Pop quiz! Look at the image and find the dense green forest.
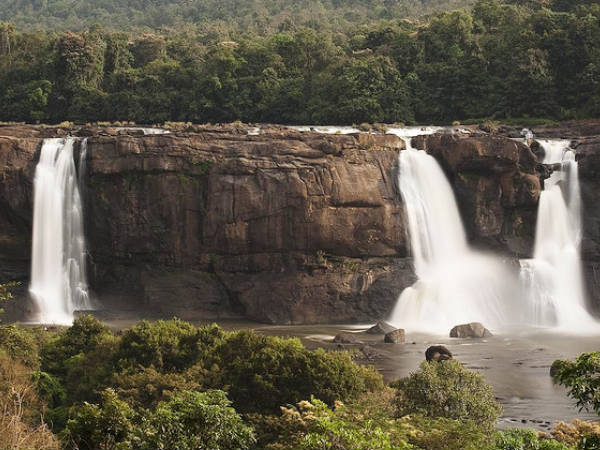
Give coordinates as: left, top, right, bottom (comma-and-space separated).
1, 0, 478, 32
0, 0, 598, 124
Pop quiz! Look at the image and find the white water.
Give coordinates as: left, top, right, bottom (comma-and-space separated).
520, 140, 597, 331
389, 132, 517, 334
29, 138, 92, 324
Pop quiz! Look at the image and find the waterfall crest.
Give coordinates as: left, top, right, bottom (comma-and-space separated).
29, 138, 92, 324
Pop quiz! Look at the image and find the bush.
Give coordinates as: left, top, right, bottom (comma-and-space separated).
391, 360, 502, 433
495, 428, 571, 450
62, 389, 135, 450
63, 389, 255, 450
552, 353, 600, 415
116, 320, 224, 373
550, 420, 600, 450
406, 415, 490, 450
210, 330, 384, 413
0, 352, 60, 450
132, 390, 256, 450
263, 395, 412, 450
0, 325, 42, 368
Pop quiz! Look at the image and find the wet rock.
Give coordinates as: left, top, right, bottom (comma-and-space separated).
425, 345, 453, 362
550, 360, 562, 378
355, 345, 385, 361
366, 320, 397, 335
450, 322, 493, 338
384, 329, 405, 344
333, 333, 361, 344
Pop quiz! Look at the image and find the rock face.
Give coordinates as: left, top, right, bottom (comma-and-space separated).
2, 122, 600, 324
450, 322, 493, 338
412, 134, 540, 256
0, 125, 415, 323
425, 345, 453, 362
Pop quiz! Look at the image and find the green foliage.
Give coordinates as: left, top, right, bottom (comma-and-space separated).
132, 390, 256, 450
391, 360, 502, 433
552, 353, 600, 415
495, 428, 572, 450
0, 324, 42, 368
63, 389, 255, 450
0, 0, 598, 124
209, 330, 384, 413
407, 415, 491, 450
62, 389, 135, 450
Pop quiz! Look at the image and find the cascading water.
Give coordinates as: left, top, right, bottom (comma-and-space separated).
519, 140, 597, 331
29, 137, 92, 324
389, 138, 518, 334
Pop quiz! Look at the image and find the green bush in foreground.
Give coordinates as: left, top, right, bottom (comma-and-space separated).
552, 353, 600, 415
63, 389, 255, 450
391, 360, 503, 433
495, 428, 572, 450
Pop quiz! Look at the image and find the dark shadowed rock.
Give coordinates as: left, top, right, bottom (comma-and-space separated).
450, 322, 493, 338
384, 329, 405, 344
366, 320, 397, 335
425, 345, 453, 362
333, 333, 362, 344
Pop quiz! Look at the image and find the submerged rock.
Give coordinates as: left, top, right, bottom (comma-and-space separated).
384, 329, 405, 344
333, 333, 361, 344
366, 320, 397, 335
450, 322, 493, 338
425, 345, 453, 362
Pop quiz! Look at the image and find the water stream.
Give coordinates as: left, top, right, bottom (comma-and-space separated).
29, 138, 92, 324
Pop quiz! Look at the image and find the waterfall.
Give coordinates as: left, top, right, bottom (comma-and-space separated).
520, 140, 597, 331
389, 141, 517, 334
29, 138, 92, 324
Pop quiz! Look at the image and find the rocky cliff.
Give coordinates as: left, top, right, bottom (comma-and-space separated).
0, 123, 598, 324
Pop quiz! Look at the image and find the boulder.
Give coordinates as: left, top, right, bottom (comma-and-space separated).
333, 333, 361, 344
366, 320, 397, 335
425, 345, 453, 362
450, 322, 492, 338
384, 329, 405, 344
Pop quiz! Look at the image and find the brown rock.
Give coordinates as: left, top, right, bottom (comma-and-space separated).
450, 322, 493, 338
384, 329, 405, 344
366, 320, 397, 335
333, 333, 361, 344
425, 345, 453, 362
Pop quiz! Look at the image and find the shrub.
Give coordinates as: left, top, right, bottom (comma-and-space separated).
116, 320, 224, 373
61, 389, 135, 450
406, 415, 490, 450
264, 396, 412, 450
391, 360, 502, 433
0, 325, 42, 368
210, 330, 384, 413
551, 420, 600, 450
132, 390, 256, 450
552, 353, 600, 415
0, 352, 60, 450
495, 428, 572, 450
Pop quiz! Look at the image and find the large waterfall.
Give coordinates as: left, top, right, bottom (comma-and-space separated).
29, 138, 92, 324
519, 140, 597, 331
389, 141, 517, 333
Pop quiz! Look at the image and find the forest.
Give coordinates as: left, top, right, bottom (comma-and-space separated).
0, 0, 598, 125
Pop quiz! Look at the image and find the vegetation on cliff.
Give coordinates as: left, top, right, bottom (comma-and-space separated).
0, 0, 598, 125
0, 315, 597, 449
